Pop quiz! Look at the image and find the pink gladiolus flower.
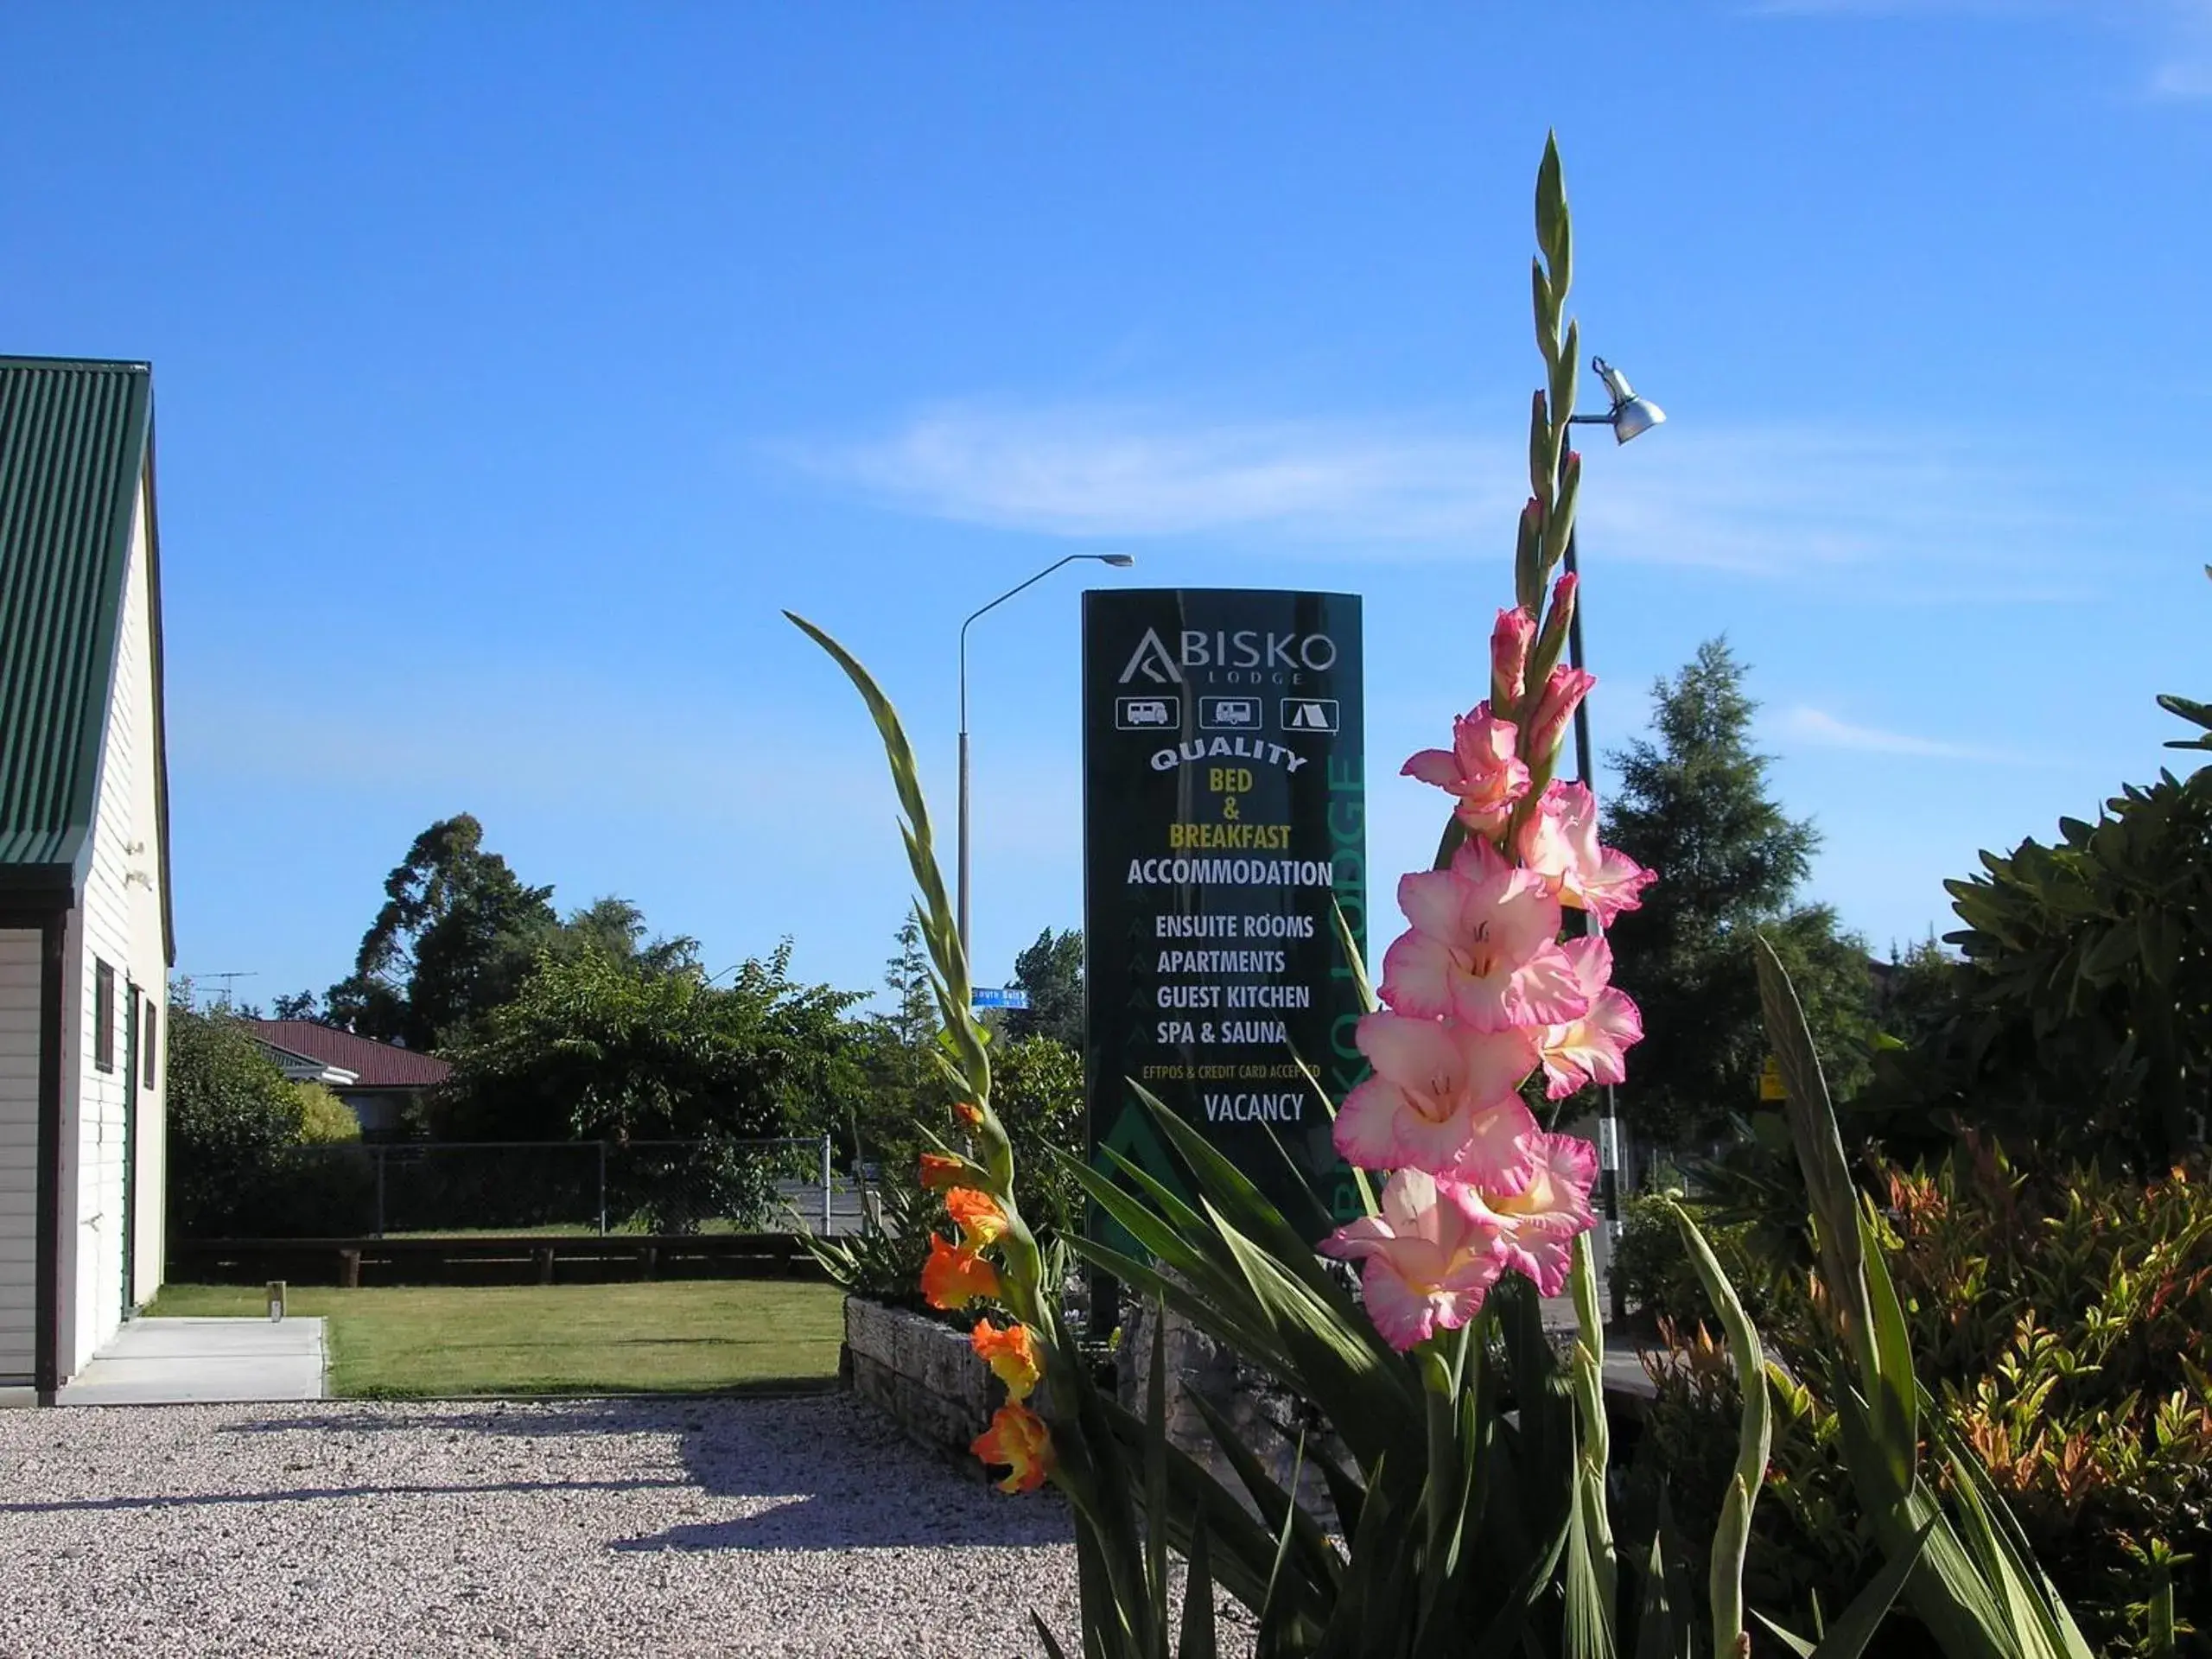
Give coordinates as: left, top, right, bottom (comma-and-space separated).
1332, 1012, 1541, 1180
1319, 1169, 1507, 1351
1401, 704, 1531, 836
1516, 780, 1657, 928
1527, 664, 1596, 768
1538, 936, 1645, 1100
1491, 607, 1536, 709
1379, 836, 1590, 1032
1471, 1132, 1599, 1297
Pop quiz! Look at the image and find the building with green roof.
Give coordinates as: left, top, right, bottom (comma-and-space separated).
1, 355, 175, 1403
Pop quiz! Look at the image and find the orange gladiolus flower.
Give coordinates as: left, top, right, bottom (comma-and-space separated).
945, 1186, 1009, 1248
918, 1153, 965, 1191
970, 1319, 1042, 1401
951, 1100, 984, 1129
920, 1234, 1000, 1311
970, 1401, 1055, 1493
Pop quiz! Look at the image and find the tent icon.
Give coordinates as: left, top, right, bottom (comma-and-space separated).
1280, 698, 1339, 734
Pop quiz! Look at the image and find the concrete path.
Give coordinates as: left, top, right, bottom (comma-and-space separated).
56, 1318, 327, 1407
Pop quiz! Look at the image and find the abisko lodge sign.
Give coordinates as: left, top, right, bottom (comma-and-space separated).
1081, 588, 1367, 1239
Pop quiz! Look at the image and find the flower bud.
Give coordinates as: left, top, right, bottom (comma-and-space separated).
1529, 665, 1596, 767
1491, 608, 1535, 709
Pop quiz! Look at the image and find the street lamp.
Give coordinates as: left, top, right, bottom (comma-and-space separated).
958, 553, 1137, 964
1564, 353, 1665, 1319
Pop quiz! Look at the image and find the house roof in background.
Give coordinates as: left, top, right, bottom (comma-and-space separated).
0, 355, 175, 960
240, 1020, 454, 1089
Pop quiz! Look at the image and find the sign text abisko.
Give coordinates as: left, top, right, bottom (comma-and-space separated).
1082, 588, 1367, 1241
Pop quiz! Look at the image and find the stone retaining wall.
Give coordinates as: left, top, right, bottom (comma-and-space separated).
842, 1296, 995, 1465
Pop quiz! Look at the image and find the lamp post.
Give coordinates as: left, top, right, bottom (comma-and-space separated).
1563, 354, 1665, 1320
959, 553, 1137, 965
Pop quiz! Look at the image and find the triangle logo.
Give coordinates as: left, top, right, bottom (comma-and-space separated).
1117, 628, 1183, 686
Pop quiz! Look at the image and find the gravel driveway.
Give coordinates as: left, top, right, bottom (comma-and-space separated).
0, 1395, 1178, 1657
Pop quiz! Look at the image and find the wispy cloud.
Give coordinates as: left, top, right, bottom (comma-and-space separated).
779, 403, 1517, 544
1771, 704, 2032, 762
782, 400, 2104, 590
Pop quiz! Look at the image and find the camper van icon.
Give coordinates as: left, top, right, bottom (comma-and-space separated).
1116, 696, 1180, 730
1198, 696, 1261, 730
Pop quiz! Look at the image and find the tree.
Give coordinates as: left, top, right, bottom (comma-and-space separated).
1864, 690, 2212, 1170
551, 896, 702, 977
165, 989, 308, 1236
1005, 926, 1085, 1051
434, 941, 861, 1147
1601, 639, 1874, 1147
989, 1033, 1086, 1235
845, 912, 950, 1150
324, 814, 559, 1051
270, 989, 321, 1022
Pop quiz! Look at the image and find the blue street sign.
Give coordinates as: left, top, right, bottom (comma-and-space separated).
970, 988, 1030, 1010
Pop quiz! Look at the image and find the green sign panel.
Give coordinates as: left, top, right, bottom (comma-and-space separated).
1081, 588, 1368, 1243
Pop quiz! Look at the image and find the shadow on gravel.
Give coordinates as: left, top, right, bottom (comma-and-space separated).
0, 1476, 690, 1516
213, 1395, 1071, 1554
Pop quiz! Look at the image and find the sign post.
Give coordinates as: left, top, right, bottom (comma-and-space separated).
1081, 589, 1367, 1262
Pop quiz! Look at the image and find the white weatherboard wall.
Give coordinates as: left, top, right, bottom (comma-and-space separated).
0, 929, 38, 1387
57, 477, 168, 1379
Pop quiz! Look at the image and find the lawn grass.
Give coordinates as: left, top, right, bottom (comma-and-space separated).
143, 1280, 845, 1399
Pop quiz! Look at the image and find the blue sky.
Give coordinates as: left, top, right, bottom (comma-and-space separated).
3, 3, 2206, 1010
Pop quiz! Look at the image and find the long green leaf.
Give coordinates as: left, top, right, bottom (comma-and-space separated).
1754, 939, 2064, 1659
1666, 1199, 1770, 1659
1210, 1211, 1422, 1451
1928, 1412, 2096, 1659
1179, 1519, 1219, 1659
1633, 1522, 1694, 1659
1255, 1434, 1309, 1659
1136, 1086, 1379, 1329
1189, 1394, 1344, 1594
1290, 1048, 1376, 1218
1031, 1611, 1072, 1659
1788, 1520, 1933, 1659
1061, 1230, 1283, 1383
1561, 1470, 1614, 1659
787, 612, 969, 998
1854, 1199, 1918, 1506
1751, 936, 1874, 1378
1329, 897, 1378, 1014
1147, 1296, 1169, 1659
1092, 1392, 1325, 1630
1316, 1458, 1421, 1659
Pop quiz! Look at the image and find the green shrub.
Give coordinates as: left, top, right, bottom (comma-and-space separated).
293, 1082, 362, 1143
1614, 1184, 1797, 1341
988, 1034, 1084, 1237
166, 1002, 308, 1236
804, 1166, 949, 1316
1645, 1146, 2212, 1656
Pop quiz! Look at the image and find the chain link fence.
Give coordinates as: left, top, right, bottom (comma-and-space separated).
213, 1136, 868, 1239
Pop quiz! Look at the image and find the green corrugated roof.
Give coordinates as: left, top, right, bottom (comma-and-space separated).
0, 357, 173, 958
